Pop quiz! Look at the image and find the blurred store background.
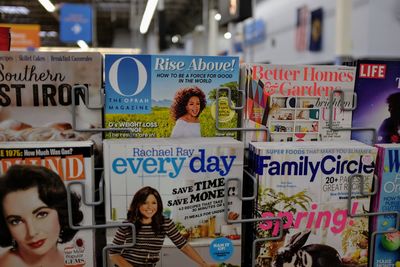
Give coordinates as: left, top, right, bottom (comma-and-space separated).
0, 0, 400, 63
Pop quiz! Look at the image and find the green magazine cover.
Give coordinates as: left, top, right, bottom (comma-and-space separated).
104, 55, 240, 139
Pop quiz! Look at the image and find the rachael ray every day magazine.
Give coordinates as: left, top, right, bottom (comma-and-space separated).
104, 137, 244, 266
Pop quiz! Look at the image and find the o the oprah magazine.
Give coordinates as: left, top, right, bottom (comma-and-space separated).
104, 55, 240, 139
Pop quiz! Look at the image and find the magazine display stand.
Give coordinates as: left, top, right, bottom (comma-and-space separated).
267, 95, 321, 142
72, 85, 135, 137
65, 177, 137, 266
328, 89, 377, 144
215, 86, 270, 141
68, 85, 137, 267
346, 174, 400, 267
216, 85, 400, 267
327, 89, 399, 267
60, 78, 398, 267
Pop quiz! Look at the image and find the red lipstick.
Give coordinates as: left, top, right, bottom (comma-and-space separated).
28, 239, 45, 249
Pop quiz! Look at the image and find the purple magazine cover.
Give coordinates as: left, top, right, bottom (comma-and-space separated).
351, 60, 400, 145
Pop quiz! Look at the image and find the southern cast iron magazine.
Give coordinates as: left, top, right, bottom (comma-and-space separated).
0, 51, 103, 166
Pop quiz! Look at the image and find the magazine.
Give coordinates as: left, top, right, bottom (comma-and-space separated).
104, 55, 240, 139
249, 140, 377, 267
241, 64, 356, 144
0, 51, 103, 166
0, 141, 96, 267
351, 60, 400, 145
371, 144, 400, 267
103, 137, 244, 265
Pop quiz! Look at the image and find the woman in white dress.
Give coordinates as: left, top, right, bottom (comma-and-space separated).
170, 86, 207, 138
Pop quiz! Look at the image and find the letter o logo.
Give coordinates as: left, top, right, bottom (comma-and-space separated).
108, 57, 147, 96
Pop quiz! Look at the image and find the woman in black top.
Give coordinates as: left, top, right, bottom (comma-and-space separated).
109, 186, 215, 267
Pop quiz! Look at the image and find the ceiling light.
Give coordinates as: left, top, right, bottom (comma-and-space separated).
214, 13, 221, 21
139, 0, 159, 34
38, 0, 56, 13
224, 32, 232, 39
0, 6, 30, 15
77, 40, 89, 49
40, 31, 58, 38
194, 25, 205, 32
171, 35, 180, 44
47, 31, 58, 37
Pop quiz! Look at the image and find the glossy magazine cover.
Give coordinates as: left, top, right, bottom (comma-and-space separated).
103, 137, 244, 265
249, 141, 377, 267
351, 60, 400, 145
241, 64, 356, 145
0, 51, 103, 166
372, 144, 400, 267
104, 55, 240, 139
0, 141, 96, 267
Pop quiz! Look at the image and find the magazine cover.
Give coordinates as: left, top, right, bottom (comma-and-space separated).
103, 137, 244, 266
249, 141, 377, 267
371, 144, 400, 267
241, 64, 356, 144
0, 51, 103, 166
351, 60, 400, 145
0, 141, 96, 267
104, 55, 240, 139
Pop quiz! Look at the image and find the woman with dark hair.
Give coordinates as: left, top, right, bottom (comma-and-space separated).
0, 164, 83, 267
378, 92, 400, 143
109, 186, 215, 267
170, 86, 207, 138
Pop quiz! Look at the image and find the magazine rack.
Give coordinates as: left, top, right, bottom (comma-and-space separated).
223, 170, 284, 266
72, 85, 137, 137
215, 86, 271, 141
267, 95, 322, 141
66, 175, 137, 267
346, 173, 400, 267
66, 83, 399, 267
216, 85, 400, 267
70, 85, 140, 266
328, 89, 377, 144
329, 89, 399, 267
216, 85, 288, 266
